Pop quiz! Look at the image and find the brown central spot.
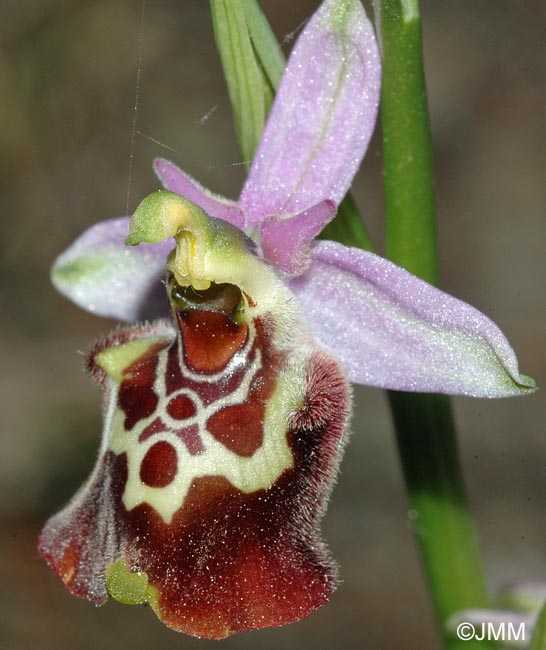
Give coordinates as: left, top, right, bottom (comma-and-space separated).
177, 311, 248, 373
167, 394, 197, 420
140, 441, 178, 488
118, 342, 166, 430
206, 401, 265, 457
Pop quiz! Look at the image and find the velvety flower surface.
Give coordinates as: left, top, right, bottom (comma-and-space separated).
41, 199, 351, 638
40, 0, 534, 641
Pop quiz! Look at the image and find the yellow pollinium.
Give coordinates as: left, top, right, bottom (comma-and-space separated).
169, 228, 210, 291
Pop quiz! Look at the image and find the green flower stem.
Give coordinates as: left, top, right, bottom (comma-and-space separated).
210, 0, 273, 164
241, 0, 284, 88
388, 393, 492, 650
378, 1, 493, 648
379, 0, 437, 282
531, 601, 546, 650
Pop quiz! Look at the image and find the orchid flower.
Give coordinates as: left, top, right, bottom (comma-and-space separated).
39, 0, 534, 641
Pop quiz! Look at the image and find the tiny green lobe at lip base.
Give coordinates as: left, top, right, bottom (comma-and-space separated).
105, 558, 151, 606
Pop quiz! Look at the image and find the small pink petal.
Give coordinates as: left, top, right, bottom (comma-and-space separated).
288, 241, 535, 397
260, 200, 337, 274
154, 158, 246, 229
240, 0, 381, 224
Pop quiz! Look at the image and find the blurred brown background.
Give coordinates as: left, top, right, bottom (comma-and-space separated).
0, 1, 544, 648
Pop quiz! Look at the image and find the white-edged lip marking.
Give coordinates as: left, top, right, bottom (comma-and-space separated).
106, 318, 308, 524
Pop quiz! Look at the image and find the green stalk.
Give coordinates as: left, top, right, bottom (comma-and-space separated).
241, 0, 285, 88
377, 1, 493, 648
210, 0, 272, 164
531, 601, 546, 650
388, 393, 492, 650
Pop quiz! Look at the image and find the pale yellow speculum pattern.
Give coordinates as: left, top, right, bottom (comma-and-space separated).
101, 328, 308, 526
120, 192, 314, 524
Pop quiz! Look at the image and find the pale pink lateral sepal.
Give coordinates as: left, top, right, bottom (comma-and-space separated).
51, 217, 172, 321
288, 241, 535, 397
